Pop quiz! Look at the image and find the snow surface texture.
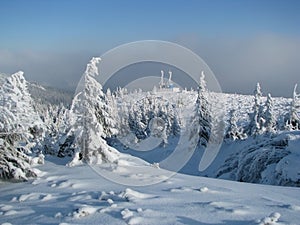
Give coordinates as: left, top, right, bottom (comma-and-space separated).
1, 156, 300, 225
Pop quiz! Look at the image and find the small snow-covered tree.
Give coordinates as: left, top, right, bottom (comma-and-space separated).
66, 57, 119, 165
264, 93, 276, 134
117, 102, 131, 138
191, 71, 211, 146
104, 88, 118, 137
285, 84, 300, 130
40, 103, 69, 156
152, 85, 157, 94
225, 109, 246, 140
126, 94, 180, 145
248, 83, 265, 136
0, 138, 37, 181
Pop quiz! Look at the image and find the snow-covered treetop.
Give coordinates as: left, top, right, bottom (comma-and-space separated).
266, 93, 273, 102
168, 70, 172, 82
293, 84, 299, 99
254, 82, 262, 97
199, 71, 206, 92
6, 71, 27, 92
289, 84, 300, 124
1, 71, 31, 105
10, 71, 25, 82
84, 57, 101, 77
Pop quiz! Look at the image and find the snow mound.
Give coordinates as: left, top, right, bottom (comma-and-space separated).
72, 205, 98, 219
121, 208, 134, 219
257, 212, 281, 225
122, 188, 155, 202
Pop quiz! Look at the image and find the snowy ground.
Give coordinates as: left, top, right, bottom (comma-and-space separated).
1, 156, 300, 225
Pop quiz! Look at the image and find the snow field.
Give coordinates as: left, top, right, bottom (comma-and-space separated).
1, 156, 300, 224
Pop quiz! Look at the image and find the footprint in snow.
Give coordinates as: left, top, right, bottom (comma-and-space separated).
0, 205, 16, 216
9, 193, 54, 203
208, 201, 250, 215
50, 179, 76, 189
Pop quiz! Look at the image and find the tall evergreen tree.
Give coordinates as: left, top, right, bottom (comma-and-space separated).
285, 84, 300, 130
0, 71, 43, 141
192, 71, 211, 146
264, 93, 276, 134
0, 71, 42, 180
67, 57, 119, 165
248, 83, 264, 136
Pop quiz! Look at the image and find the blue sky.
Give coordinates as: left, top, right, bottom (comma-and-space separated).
0, 0, 299, 96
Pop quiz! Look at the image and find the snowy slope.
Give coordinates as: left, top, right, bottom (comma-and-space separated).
1, 156, 300, 225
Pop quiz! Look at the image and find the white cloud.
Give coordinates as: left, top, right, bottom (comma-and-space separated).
0, 50, 91, 91
0, 34, 299, 97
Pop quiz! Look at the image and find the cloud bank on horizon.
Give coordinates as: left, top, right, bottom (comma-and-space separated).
0, 0, 299, 97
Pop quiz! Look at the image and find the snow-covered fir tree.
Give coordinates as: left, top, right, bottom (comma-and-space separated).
0, 71, 43, 181
39, 103, 69, 156
116, 102, 131, 138
264, 93, 276, 134
104, 87, 119, 140
0, 138, 37, 181
191, 71, 211, 146
248, 83, 265, 136
66, 57, 119, 166
128, 101, 147, 139
126, 94, 180, 143
225, 109, 246, 141
1, 71, 43, 141
285, 84, 300, 130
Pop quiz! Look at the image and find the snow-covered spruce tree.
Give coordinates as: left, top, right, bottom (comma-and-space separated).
1, 71, 43, 142
167, 104, 181, 136
264, 93, 276, 134
127, 94, 180, 144
128, 102, 147, 139
0, 71, 43, 181
0, 137, 37, 181
104, 88, 119, 146
40, 103, 69, 155
285, 84, 300, 130
66, 57, 119, 166
247, 83, 265, 136
116, 102, 131, 138
225, 109, 246, 141
191, 71, 211, 147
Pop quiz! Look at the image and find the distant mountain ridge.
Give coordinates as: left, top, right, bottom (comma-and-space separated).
0, 72, 73, 106
28, 81, 73, 106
